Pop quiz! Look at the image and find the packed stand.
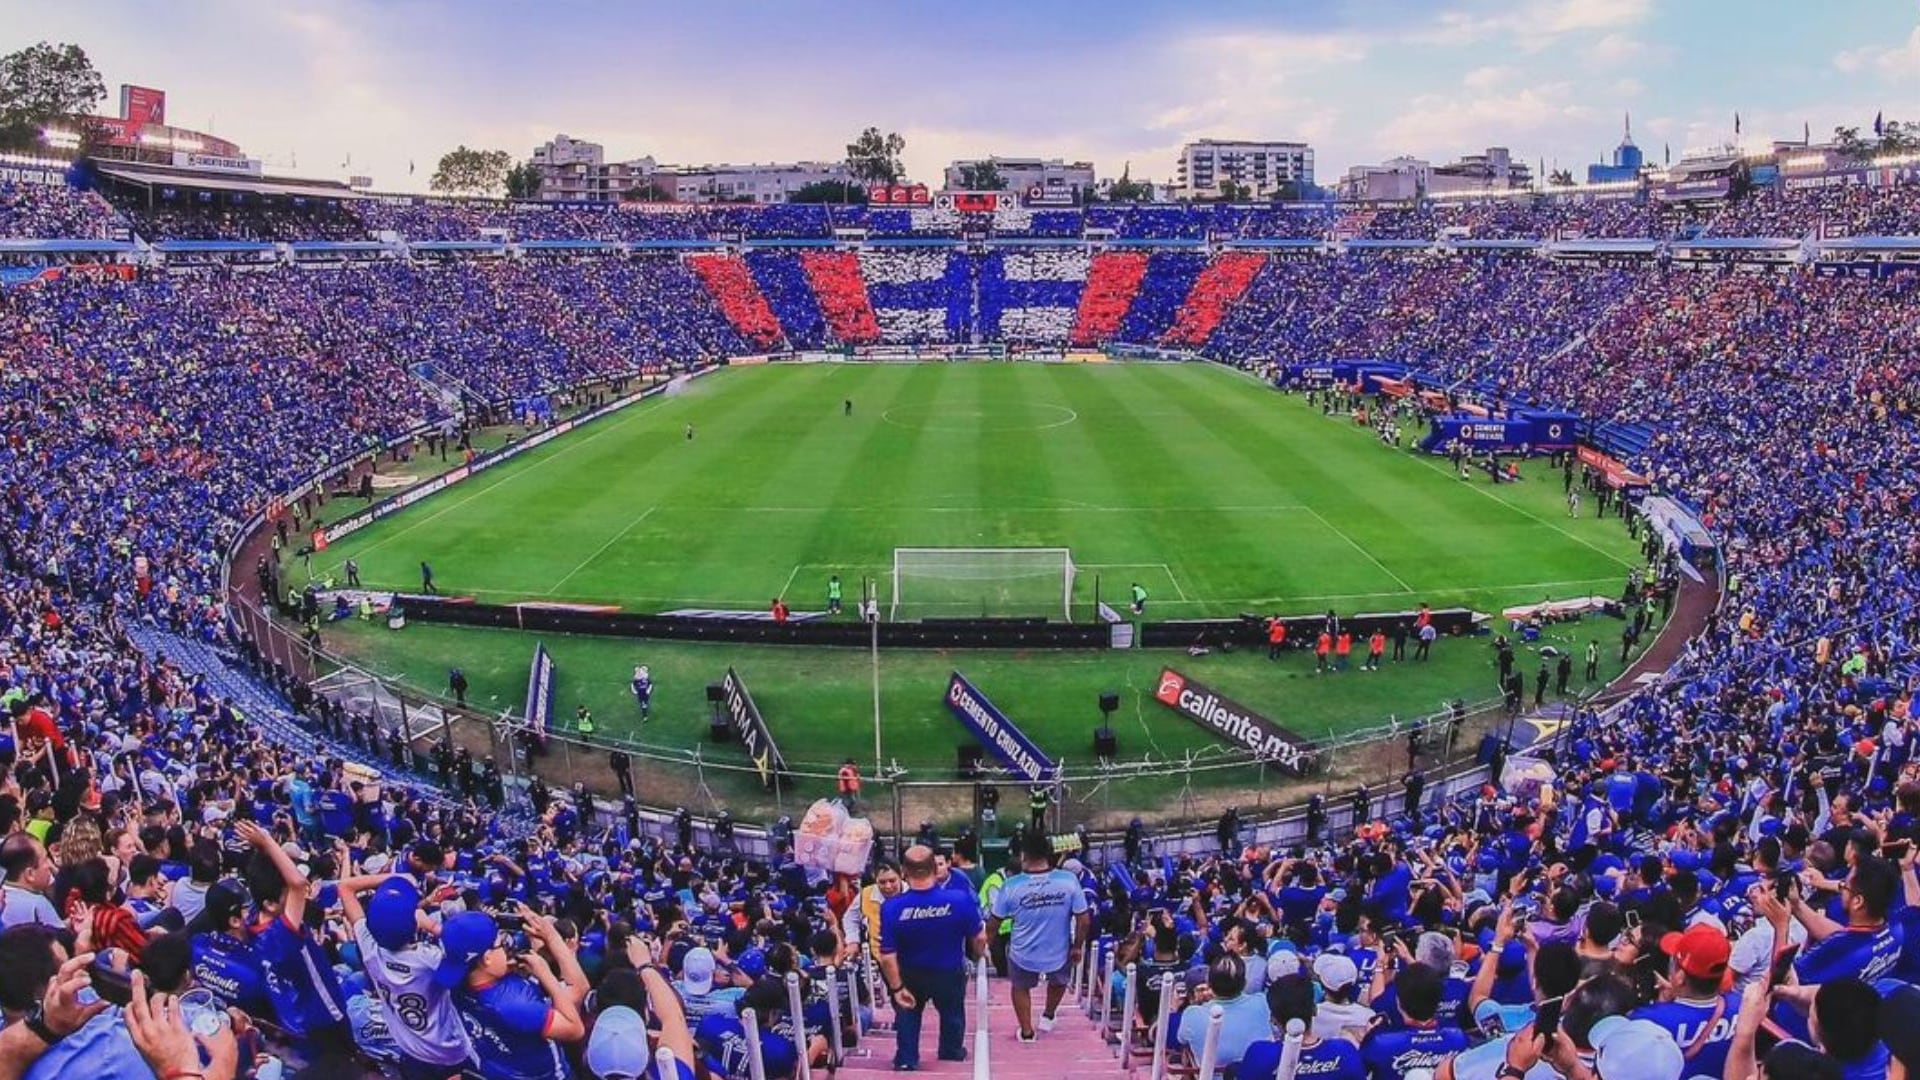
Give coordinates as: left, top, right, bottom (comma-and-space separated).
1709, 180, 1920, 239
0, 180, 122, 240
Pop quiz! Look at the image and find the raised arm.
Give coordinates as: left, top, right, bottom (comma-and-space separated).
234, 819, 310, 926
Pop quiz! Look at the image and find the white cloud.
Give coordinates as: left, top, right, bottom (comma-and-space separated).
1423, 0, 1650, 47
1835, 23, 1920, 79
1374, 84, 1597, 160
1463, 65, 1515, 90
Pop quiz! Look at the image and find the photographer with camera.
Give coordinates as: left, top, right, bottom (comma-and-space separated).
436, 902, 587, 1080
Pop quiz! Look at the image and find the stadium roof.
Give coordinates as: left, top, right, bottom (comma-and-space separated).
1816, 236, 1920, 252
0, 239, 135, 254
95, 163, 362, 202
153, 240, 276, 253
1671, 238, 1798, 251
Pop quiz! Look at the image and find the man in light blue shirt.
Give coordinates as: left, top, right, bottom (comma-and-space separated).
1177, 956, 1271, 1078
990, 833, 1089, 1041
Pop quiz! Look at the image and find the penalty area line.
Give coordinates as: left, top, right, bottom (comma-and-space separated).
547, 506, 656, 594
1298, 505, 1415, 594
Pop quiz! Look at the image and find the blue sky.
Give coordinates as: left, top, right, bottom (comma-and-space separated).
11, 1, 1920, 191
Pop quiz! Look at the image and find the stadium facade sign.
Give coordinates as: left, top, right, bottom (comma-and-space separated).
722, 666, 788, 790
1154, 668, 1314, 775
943, 672, 1057, 782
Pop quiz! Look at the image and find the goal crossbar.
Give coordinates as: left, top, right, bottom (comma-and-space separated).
890, 547, 1076, 622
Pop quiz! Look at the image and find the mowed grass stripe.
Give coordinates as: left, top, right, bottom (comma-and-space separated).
1176, 364, 1629, 601
322, 364, 1641, 616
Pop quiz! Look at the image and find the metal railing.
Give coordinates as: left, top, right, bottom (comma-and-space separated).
973, 959, 991, 1080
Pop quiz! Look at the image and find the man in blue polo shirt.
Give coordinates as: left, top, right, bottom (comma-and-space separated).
879, 844, 985, 1071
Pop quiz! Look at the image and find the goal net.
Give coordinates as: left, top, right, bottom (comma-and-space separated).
890, 547, 1076, 622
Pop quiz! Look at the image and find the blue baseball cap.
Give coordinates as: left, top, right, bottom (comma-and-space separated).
739, 947, 768, 979
433, 911, 498, 990
365, 878, 423, 951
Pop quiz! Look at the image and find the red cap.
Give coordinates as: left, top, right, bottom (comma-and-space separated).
1660, 924, 1731, 981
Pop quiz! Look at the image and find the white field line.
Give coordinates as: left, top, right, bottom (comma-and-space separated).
547, 506, 657, 593
1411, 456, 1639, 570
323, 396, 677, 571
1298, 505, 1416, 594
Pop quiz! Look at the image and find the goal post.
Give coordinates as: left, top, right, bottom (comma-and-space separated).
890, 547, 1077, 622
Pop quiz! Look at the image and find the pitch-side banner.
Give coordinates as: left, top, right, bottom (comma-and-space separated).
944, 672, 1057, 782
525, 644, 556, 735
1154, 668, 1315, 775
722, 667, 787, 790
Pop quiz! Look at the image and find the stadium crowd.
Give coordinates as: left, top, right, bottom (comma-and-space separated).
0, 180, 121, 240
0, 170, 1917, 1080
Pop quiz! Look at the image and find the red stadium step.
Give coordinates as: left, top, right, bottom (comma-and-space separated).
1069, 251, 1151, 347
688, 253, 786, 351
801, 251, 882, 344
1162, 252, 1267, 347
838, 984, 1131, 1079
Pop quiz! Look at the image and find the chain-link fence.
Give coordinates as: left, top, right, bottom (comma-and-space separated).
229, 588, 1530, 851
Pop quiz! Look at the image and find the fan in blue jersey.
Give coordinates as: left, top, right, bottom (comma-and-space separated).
1241, 974, 1365, 1080
231, 819, 354, 1061
437, 904, 589, 1080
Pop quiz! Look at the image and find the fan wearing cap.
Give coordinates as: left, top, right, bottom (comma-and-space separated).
230, 819, 352, 1057
1239, 974, 1364, 1080
437, 902, 587, 1080
1629, 923, 1740, 1078
674, 946, 743, 1022
586, 935, 697, 1080
186, 877, 274, 1024
1312, 953, 1373, 1042
337, 872, 472, 1079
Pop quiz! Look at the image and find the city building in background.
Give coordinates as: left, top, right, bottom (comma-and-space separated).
531, 134, 662, 203
1175, 139, 1314, 198
1586, 118, 1647, 184
663, 160, 854, 204
1338, 146, 1531, 200
942, 157, 1097, 203
530, 133, 852, 204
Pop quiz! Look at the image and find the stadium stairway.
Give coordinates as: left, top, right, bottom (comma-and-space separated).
121, 623, 406, 782
1161, 251, 1266, 347
687, 254, 788, 352
841, 973, 1132, 1080
802, 251, 882, 344
1069, 251, 1151, 347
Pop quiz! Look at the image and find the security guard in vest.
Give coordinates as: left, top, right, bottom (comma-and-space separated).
576, 704, 595, 736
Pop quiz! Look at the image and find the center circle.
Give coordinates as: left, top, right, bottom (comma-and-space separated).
881, 402, 1079, 433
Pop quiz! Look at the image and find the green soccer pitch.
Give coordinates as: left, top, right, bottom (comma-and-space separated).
314, 361, 1650, 792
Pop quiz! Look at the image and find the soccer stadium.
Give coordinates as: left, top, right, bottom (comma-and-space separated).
2, 7, 1920, 1080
